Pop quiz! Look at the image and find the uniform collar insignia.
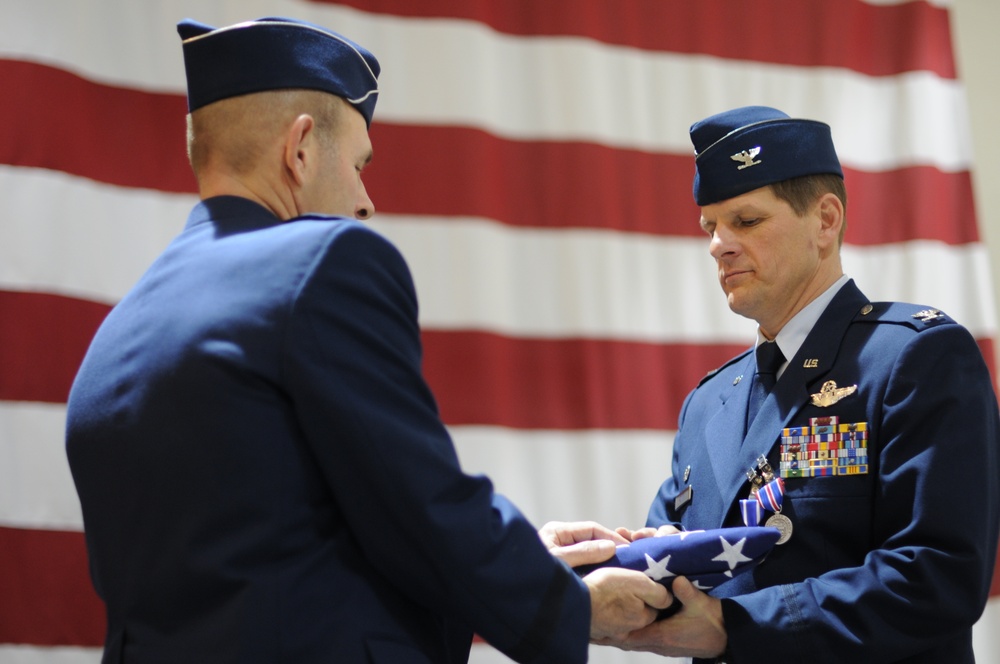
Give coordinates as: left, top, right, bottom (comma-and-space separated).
912, 309, 944, 322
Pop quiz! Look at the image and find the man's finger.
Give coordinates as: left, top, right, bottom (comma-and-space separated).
638, 577, 672, 610
552, 539, 617, 567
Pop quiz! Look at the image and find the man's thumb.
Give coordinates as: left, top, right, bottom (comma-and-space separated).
672, 576, 698, 602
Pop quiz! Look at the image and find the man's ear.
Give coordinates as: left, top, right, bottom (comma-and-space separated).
815, 192, 844, 249
283, 114, 317, 188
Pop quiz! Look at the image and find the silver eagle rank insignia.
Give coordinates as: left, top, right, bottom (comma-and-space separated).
912, 309, 944, 323
730, 146, 762, 170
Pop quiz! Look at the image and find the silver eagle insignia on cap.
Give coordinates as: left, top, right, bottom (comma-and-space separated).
730, 147, 762, 170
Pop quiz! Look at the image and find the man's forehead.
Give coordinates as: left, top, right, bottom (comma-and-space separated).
700, 187, 780, 220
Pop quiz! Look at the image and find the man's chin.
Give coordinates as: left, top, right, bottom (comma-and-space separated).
725, 296, 758, 322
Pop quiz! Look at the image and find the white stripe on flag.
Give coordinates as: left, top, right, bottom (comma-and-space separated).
0, 402, 82, 531
452, 426, 676, 529
0, 166, 191, 306
1, 166, 994, 341
1, 399, 676, 532
0, 646, 101, 664
0, 0, 970, 170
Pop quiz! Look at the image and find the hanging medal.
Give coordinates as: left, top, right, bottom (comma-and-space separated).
756, 476, 792, 545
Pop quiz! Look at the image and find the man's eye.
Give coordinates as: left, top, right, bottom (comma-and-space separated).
739, 218, 760, 227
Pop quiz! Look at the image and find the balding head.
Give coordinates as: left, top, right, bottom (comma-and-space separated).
186, 89, 343, 179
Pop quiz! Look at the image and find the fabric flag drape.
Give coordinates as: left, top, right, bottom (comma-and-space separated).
2, 1, 996, 662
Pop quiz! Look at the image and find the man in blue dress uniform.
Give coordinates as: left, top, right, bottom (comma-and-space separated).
602, 106, 1000, 662
65, 17, 668, 663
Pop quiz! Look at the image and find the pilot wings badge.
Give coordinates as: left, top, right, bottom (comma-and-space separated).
810, 380, 858, 407
730, 147, 762, 170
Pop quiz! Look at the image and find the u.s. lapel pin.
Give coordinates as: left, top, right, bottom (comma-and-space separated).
810, 380, 857, 407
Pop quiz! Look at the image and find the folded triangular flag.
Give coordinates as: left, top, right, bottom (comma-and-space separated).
575, 527, 780, 592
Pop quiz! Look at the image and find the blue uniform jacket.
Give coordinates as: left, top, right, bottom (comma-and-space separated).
648, 280, 999, 663
66, 196, 590, 664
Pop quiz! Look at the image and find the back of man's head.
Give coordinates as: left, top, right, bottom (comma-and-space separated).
176, 17, 378, 191
186, 90, 343, 178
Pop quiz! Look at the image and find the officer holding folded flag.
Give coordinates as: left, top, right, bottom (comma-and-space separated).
600, 106, 1000, 663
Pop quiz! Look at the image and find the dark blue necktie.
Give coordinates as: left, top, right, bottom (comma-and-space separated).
747, 340, 785, 429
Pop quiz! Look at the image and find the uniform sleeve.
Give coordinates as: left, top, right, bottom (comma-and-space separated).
722, 323, 1000, 662
282, 223, 590, 664
646, 389, 696, 528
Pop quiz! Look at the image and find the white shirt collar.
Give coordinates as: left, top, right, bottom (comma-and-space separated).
756, 274, 850, 379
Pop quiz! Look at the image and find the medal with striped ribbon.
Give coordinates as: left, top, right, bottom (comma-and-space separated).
756, 476, 792, 545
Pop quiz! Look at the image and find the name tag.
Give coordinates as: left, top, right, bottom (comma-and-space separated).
674, 485, 693, 511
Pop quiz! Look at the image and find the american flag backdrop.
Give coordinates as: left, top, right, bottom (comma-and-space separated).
2, 1, 997, 662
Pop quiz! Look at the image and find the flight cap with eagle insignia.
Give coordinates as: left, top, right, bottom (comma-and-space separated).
177, 17, 381, 127
690, 106, 842, 205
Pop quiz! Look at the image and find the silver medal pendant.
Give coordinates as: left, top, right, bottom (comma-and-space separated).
765, 513, 793, 545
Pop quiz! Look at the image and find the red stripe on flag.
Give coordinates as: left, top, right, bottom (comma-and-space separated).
843, 167, 980, 246
4, 292, 997, 428
313, 0, 955, 78
369, 124, 982, 246
0, 59, 194, 193
367, 123, 700, 239
0, 526, 105, 647
1, 60, 981, 246
0, 291, 733, 428
428, 332, 984, 428
422, 330, 746, 429
0, 290, 108, 403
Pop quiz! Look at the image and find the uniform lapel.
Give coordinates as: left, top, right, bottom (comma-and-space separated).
703, 352, 756, 522
714, 281, 870, 521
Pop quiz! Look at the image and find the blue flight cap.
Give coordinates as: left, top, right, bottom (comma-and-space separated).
690, 106, 842, 206
177, 17, 380, 127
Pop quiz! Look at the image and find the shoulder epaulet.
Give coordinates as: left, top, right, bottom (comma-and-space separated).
696, 347, 753, 388
853, 301, 956, 331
